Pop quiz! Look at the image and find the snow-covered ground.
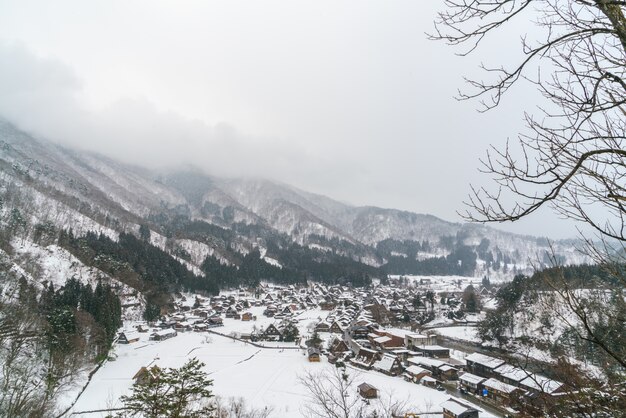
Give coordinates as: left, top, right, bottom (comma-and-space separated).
431, 326, 481, 343
64, 303, 499, 418
66, 331, 496, 418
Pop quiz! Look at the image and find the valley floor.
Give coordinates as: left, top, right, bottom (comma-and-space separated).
63, 307, 499, 418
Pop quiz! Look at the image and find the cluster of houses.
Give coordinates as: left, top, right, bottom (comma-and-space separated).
115, 281, 565, 416
459, 353, 566, 412
305, 290, 567, 416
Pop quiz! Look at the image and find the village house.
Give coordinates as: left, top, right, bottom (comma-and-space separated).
330, 321, 344, 334
118, 331, 141, 344
193, 323, 208, 332
405, 333, 437, 349
314, 321, 331, 333
350, 347, 380, 370
357, 383, 378, 399
225, 306, 239, 318
132, 366, 156, 386
307, 347, 321, 362
408, 357, 458, 381
415, 344, 451, 358
403, 365, 432, 383
328, 337, 349, 355
208, 315, 223, 326
241, 312, 253, 321
174, 321, 192, 332
519, 374, 565, 397
465, 353, 506, 378
482, 377, 524, 407
150, 328, 177, 341
441, 398, 480, 418
319, 300, 336, 310
459, 372, 486, 395
494, 364, 531, 387
372, 354, 404, 376
262, 324, 283, 341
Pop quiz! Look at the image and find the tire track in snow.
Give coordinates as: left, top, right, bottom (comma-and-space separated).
235, 349, 261, 365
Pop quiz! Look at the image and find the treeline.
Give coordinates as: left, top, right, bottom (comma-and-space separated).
200, 246, 374, 288
57, 229, 219, 295
0, 275, 122, 416
478, 267, 625, 373
376, 238, 432, 259
381, 245, 477, 276
31, 277, 122, 359
528, 263, 624, 288
152, 216, 377, 288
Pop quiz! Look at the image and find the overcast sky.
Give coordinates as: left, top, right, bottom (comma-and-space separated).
0, 0, 584, 238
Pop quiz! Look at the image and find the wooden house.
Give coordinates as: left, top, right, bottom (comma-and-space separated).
465, 353, 506, 378
150, 328, 177, 341
328, 337, 349, 355
118, 331, 140, 344
319, 301, 336, 311
314, 321, 331, 333
494, 364, 530, 387
357, 383, 378, 399
262, 324, 283, 341
482, 377, 524, 407
459, 372, 486, 395
404, 333, 437, 349
132, 367, 156, 385
350, 347, 380, 370
441, 398, 479, 418
439, 364, 459, 381
225, 306, 239, 318
241, 312, 253, 321
404, 365, 431, 382
372, 354, 403, 376
415, 345, 450, 358
193, 323, 208, 332
307, 347, 321, 362
330, 321, 344, 334
208, 315, 223, 326
519, 374, 565, 397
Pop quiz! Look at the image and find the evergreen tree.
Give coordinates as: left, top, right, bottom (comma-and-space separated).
117, 358, 214, 418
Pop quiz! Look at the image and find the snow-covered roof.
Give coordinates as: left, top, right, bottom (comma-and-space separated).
465, 353, 505, 369
120, 331, 140, 341
520, 374, 563, 394
459, 372, 485, 385
373, 355, 397, 372
154, 328, 176, 337
419, 345, 449, 351
405, 365, 429, 376
373, 335, 392, 344
483, 378, 520, 394
494, 364, 530, 382
441, 399, 476, 415
408, 356, 446, 368
406, 333, 428, 339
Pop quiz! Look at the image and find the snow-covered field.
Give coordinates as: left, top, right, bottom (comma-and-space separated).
65, 308, 498, 418
431, 326, 481, 343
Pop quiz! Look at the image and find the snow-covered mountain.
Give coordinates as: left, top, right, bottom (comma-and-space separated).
0, 119, 588, 294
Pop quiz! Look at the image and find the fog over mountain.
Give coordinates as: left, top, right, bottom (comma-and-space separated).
0, 120, 587, 280
0, 0, 586, 239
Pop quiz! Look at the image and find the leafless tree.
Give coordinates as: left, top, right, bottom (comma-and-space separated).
432, 1, 625, 243
432, 0, 625, 412
0, 300, 51, 417
298, 367, 365, 418
432, 0, 625, 353
298, 367, 410, 418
